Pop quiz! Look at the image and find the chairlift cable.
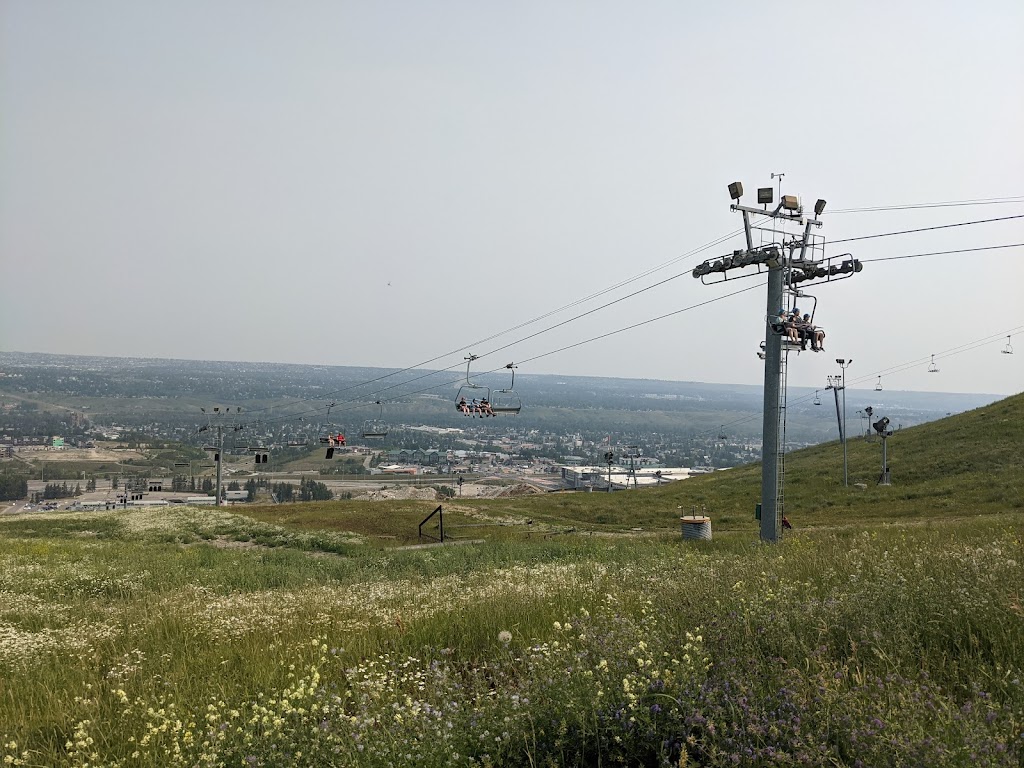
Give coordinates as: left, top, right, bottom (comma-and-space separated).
242, 229, 1021, 431
827, 214, 1024, 245
251, 259, 764, 427
238, 226, 750, 420
705, 324, 1024, 439
241, 212, 1016, 426
254, 247, 1020, 430
514, 283, 764, 367
235, 201, 1014, 429
341, 283, 766, 412
857, 242, 1024, 263
257, 281, 770, 427
846, 326, 1024, 387
825, 196, 1024, 214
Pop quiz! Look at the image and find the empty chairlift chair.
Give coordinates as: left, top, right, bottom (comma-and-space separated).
489, 363, 523, 415
360, 401, 389, 440
287, 417, 310, 447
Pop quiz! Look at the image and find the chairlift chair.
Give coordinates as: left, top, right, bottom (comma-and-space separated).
455, 355, 490, 415
790, 291, 818, 324
228, 427, 250, 455
360, 401, 389, 440
489, 363, 523, 415
287, 418, 310, 447
875, 376, 883, 392
928, 354, 940, 373
718, 425, 727, 440
1003, 335, 1014, 355
813, 390, 821, 406
318, 402, 346, 458
768, 291, 818, 354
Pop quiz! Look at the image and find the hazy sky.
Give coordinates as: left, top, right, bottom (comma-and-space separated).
2, 1, 1023, 397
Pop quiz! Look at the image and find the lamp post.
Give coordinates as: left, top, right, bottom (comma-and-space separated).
836, 359, 852, 486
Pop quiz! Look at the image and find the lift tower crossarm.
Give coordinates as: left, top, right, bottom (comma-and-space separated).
730, 203, 823, 227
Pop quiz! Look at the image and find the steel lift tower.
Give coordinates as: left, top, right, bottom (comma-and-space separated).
198, 406, 245, 507
692, 182, 862, 542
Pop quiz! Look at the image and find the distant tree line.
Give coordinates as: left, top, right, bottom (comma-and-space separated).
32, 482, 81, 501
0, 473, 28, 501
270, 478, 332, 502
170, 475, 197, 492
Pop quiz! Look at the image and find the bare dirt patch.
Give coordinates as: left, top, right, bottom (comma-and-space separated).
19, 447, 141, 463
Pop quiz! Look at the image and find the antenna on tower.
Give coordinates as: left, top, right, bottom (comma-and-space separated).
771, 171, 785, 199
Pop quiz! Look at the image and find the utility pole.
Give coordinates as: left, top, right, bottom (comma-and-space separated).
198, 406, 242, 507
692, 181, 862, 542
626, 446, 640, 489
837, 359, 851, 486
828, 361, 852, 485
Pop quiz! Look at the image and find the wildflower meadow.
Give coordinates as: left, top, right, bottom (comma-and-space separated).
1, 503, 1022, 766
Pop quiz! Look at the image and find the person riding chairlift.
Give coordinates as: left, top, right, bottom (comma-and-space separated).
458, 397, 471, 415
479, 398, 494, 417
772, 309, 800, 345
790, 308, 812, 351
801, 313, 825, 352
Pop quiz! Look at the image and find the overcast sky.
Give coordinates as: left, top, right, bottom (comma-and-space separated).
2, 1, 1022, 397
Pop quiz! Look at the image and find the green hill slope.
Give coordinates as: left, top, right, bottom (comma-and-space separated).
459, 391, 1023, 535
239, 392, 1023, 542
663, 390, 1024, 530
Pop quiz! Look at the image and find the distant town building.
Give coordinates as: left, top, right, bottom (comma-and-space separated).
382, 448, 445, 466
559, 465, 696, 491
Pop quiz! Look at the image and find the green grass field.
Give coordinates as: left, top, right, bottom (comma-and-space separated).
2, 395, 1022, 766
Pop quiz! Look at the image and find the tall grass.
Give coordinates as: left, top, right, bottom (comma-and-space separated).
2, 508, 1022, 766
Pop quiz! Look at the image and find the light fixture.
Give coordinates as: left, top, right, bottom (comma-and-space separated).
814, 199, 827, 216
728, 182, 743, 201
781, 195, 800, 211
758, 187, 774, 204
872, 417, 891, 435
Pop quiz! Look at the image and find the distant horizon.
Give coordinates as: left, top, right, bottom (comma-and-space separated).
1, 348, 1012, 401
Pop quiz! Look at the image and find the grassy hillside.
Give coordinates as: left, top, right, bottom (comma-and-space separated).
236, 392, 1024, 543
1, 393, 1021, 766
670, 390, 1024, 527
